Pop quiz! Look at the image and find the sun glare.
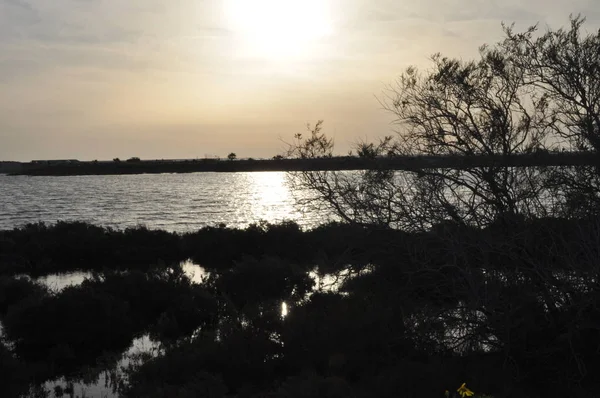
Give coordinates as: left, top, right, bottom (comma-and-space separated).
224, 0, 333, 59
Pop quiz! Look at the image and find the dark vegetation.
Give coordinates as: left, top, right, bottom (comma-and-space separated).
0, 268, 217, 396
2, 218, 600, 397
3, 15, 600, 398
11, 151, 600, 176
0, 161, 23, 173
0, 221, 181, 276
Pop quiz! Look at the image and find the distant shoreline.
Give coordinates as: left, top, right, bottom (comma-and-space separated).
5, 151, 600, 176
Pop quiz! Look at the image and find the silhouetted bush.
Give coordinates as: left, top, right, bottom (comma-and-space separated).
214, 256, 313, 309
123, 329, 283, 397
0, 342, 31, 398
1, 220, 411, 276
84, 268, 218, 342
3, 285, 135, 373
0, 276, 48, 316
0, 222, 182, 276
182, 221, 310, 271
258, 374, 355, 398
124, 370, 227, 398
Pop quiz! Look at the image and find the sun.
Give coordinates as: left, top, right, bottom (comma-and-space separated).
224, 0, 333, 59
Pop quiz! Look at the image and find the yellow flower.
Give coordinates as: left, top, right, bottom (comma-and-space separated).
444, 390, 450, 398
457, 383, 475, 397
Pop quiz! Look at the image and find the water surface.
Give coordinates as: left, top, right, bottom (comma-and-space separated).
0, 172, 325, 232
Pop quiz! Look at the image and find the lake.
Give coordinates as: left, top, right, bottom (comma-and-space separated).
0, 171, 332, 397
0, 172, 327, 232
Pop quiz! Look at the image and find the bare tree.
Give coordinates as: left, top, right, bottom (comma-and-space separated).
287, 43, 555, 229
500, 15, 600, 217
501, 15, 600, 151
381, 47, 556, 227
285, 122, 426, 229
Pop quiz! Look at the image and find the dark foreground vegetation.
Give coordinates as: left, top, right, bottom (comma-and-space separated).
2, 217, 600, 397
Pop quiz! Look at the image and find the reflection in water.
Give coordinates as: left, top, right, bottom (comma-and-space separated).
245, 172, 304, 225
44, 335, 160, 398
13, 262, 208, 397
281, 302, 288, 318
310, 267, 361, 293
36, 272, 91, 292
31, 262, 208, 292
180, 260, 209, 284
0, 172, 329, 232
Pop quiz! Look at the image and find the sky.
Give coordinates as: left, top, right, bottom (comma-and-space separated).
0, 0, 599, 161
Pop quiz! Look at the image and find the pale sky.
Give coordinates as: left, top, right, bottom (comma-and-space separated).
0, 0, 598, 161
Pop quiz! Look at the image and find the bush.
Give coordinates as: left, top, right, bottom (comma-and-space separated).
123, 328, 283, 396
0, 342, 31, 398
3, 287, 134, 376
0, 222, 183, 276
0, 276, 48, 316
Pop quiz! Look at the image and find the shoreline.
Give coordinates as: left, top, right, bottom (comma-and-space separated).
7, 151, 600, 176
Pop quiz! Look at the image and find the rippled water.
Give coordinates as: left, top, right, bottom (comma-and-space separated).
0, 172, 326, 232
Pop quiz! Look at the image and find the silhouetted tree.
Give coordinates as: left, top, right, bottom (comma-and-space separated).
287, 45, 554, 229
287, 16, 600, 229
500, 15, 600, 217
227, 153, 237, 161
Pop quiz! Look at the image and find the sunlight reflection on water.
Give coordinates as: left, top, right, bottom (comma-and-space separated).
0, 172, 329, 232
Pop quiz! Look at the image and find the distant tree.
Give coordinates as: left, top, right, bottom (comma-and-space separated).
113, 158, 120, 162
227, 153, 237, 161
126, 157, 141, 163
273, 155, 284, 160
